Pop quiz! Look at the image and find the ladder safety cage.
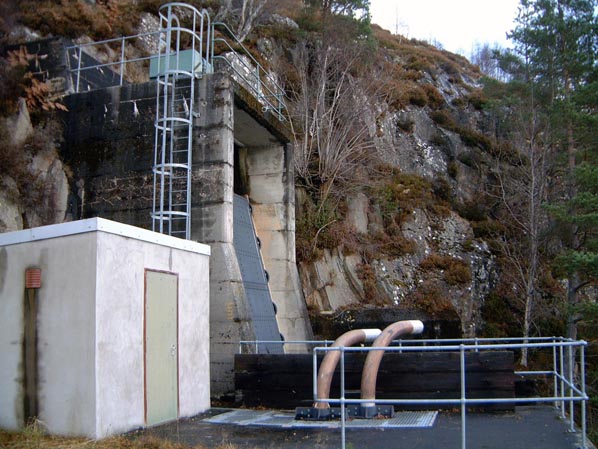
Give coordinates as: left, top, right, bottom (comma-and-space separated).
211, 21, 287, 121
64, 2, 289, 241
151, 3, 212, 240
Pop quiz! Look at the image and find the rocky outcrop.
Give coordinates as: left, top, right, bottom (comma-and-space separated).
25, 147, 70, 227
297, 53, 500, 338
0, 178, 23, 233
0, 99, 70, 232
299, 195, 497, 336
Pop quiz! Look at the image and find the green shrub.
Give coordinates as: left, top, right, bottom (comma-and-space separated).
295, 197, 340, 262
430, 110, 493, 152
458, 127, 493, 151
432, 178, 452, 202
430, 132, 447, 147
472, 220, 505, 238
408, 85, 428, 107
457, 151, 478, 167
456, 200, 487, 221
371, 171, 433, 226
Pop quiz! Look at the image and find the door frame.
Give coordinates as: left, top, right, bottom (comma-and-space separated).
143, 268, 180, 425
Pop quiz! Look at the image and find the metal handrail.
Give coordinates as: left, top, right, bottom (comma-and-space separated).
66, 30, 164, 91
212, 21, 286, 121
236, 338, 590, 449
237, 335, 575, 353
308, 339, 588, 449
238, 339, 337, 353
64, 5, 287, 123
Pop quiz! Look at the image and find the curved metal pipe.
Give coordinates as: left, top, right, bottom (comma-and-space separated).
360, 320, 424, 408
314, 328, 382, 409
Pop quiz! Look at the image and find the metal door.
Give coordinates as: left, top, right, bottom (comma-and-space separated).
145, 270, 178, 425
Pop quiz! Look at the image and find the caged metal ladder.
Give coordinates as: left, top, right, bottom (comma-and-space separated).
152, 3, 211, 239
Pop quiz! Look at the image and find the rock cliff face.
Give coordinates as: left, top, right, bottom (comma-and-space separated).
297, 47, 499, 337
0, 99, 69, 233
300, 197, 497, 337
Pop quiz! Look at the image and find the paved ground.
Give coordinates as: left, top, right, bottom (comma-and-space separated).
140, 406, 593, 449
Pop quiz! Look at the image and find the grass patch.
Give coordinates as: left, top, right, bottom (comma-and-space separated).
0, 422, 239, 449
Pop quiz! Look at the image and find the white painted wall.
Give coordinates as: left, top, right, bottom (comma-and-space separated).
0, 232, 98, 435
0, 218, 210, 438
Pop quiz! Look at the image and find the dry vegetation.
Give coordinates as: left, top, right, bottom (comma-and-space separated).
0, 423, 239, 449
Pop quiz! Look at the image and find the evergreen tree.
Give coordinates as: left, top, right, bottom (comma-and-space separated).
508, 0, 598, 339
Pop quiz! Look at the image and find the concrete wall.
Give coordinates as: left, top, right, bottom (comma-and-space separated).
0, 218, 210, 438
62, 81, 157, 227
60, 73, 313, 397
245, 143, 313, 347
189, 74, 256, 396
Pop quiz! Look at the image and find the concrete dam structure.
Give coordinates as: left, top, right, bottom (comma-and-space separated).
23, 3, 312, 396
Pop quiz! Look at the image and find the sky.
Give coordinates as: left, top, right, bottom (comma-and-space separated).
369, 0, 521, 56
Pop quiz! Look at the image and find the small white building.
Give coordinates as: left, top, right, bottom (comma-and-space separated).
0, 218, 211, 438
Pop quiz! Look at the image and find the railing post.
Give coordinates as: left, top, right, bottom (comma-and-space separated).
256, 66, 262, 101
568, 344, 575, 432
560, 344, 566, 418
277, 92, 282, 121
76, 46, 82, 92
581, 343, 588, 448
552, 338, 558, 409
340, 346, 346, 449
120, 36, 125, 85
313, 348, 318, 402
460, 344, 467, 449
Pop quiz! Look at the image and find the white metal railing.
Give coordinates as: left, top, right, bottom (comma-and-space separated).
65, 8, 287, 123
240, 337, 589, 449
211, 21, 286, 121
66, 30, 164, 92
238, 339, 337, 353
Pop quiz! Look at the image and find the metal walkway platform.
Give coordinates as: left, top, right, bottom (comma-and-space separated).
203, 409, 438, 429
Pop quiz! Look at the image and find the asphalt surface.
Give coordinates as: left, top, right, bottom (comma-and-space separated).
139, 406, 593, 449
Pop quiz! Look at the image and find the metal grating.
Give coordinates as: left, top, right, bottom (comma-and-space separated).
233, 195, 282, 353
204, 409, 438, 429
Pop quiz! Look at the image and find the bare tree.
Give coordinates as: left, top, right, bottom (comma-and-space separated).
491, 102, 551, 366
288, 39, 388, 208
470, 43, 509, 81
216, 0, 270, 42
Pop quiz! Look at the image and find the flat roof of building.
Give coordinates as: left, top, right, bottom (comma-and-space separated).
0, 217, 210, 255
